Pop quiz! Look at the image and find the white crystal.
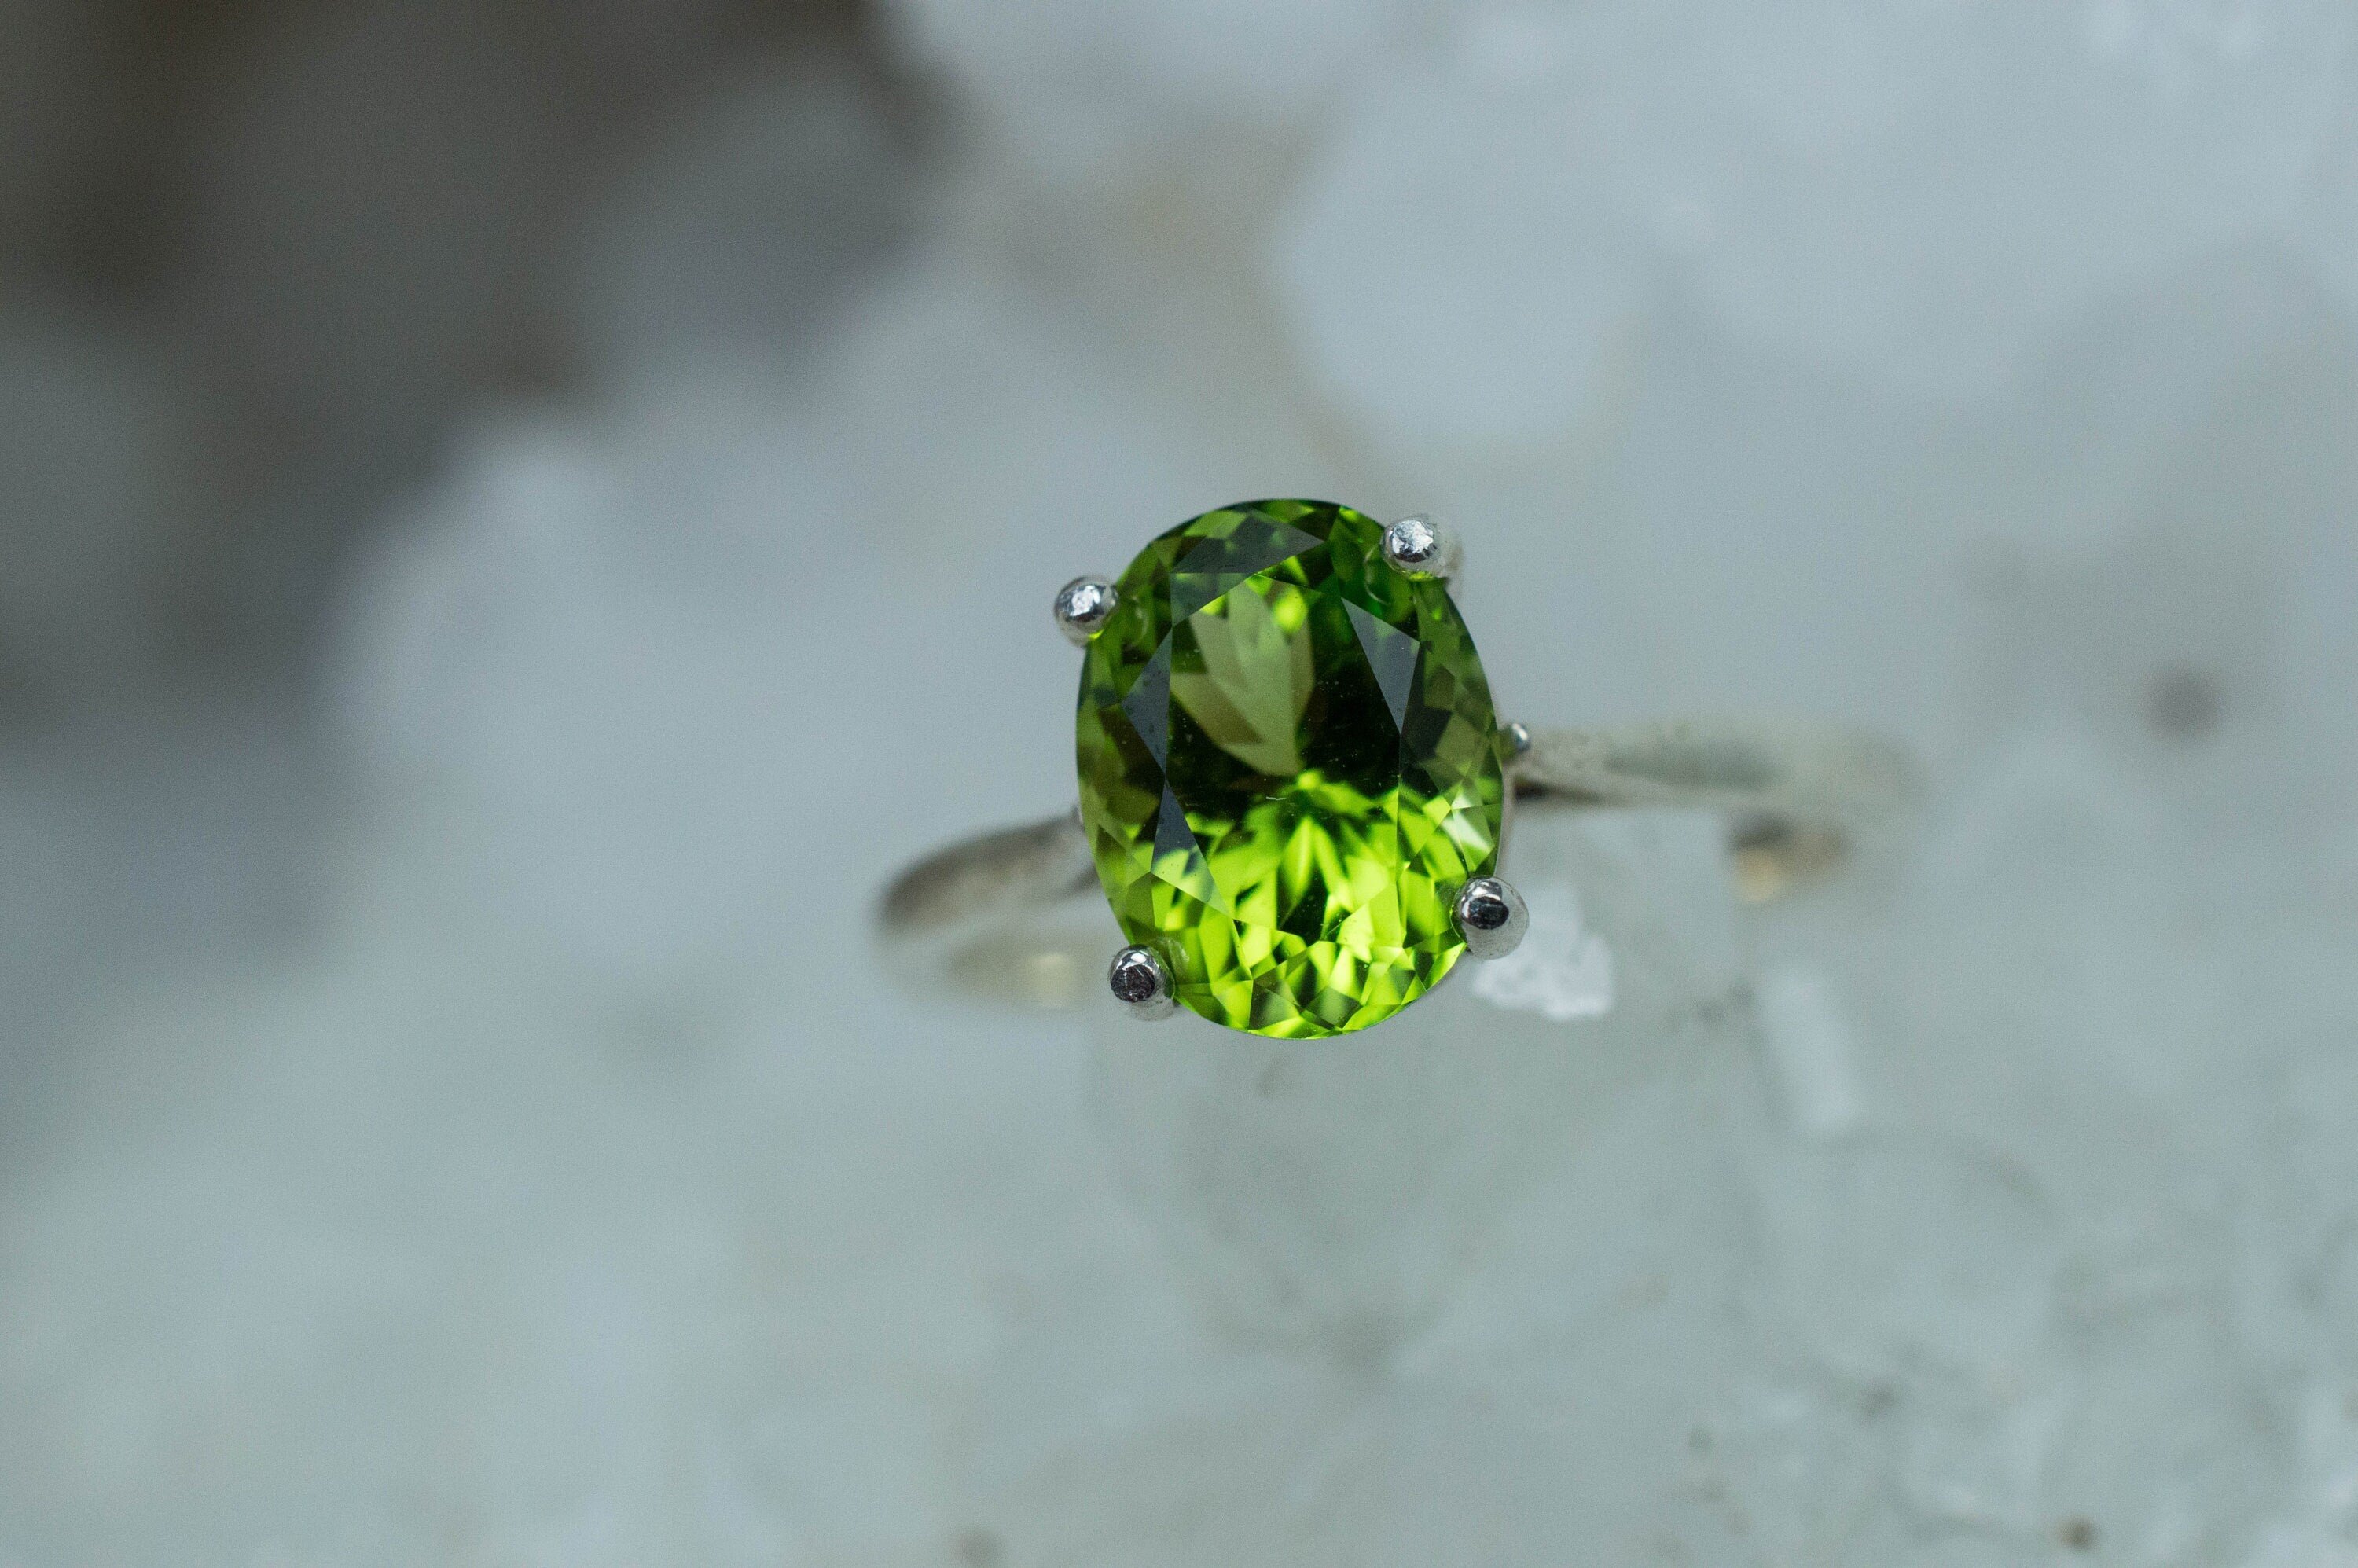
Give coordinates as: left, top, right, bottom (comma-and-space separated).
1754, 962, 1868, 1140
1273, 32, 1649, 452
1276, 0, 2358, 410
1471, 883, 1616, 1022
2303, 90, 2358, 325
880, 0, 1412, 185
1658, 0, 2358, 394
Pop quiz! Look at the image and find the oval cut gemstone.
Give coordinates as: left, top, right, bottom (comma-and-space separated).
1076, 500, 1507, 1037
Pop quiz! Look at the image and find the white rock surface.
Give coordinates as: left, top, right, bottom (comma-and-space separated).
2305, 81, 2358, 323
1274, 24, 1651, 455
880, 0, 1416, 185
7, 4, 2358, 1562
1660, 0, 2358, 395
1276, 0, 2358, 413
1470, 882, 1615, 1024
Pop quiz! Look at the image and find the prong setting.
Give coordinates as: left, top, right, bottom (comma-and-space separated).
1504, 721, 1533, 760
1108, 945, 1178, 1020
1382, 515, 1462, 582
1455, 876, 1529, 960
1055, 577, 1118, 644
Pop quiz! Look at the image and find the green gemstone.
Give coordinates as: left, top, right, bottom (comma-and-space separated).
1076, 499, 1507, 1037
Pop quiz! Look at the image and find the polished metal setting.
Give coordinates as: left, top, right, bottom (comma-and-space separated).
1055, 577, 1118, 645
1455, 876, 1530, 961
1108, 945, 1178, 1020
1381, 515, 1461, 582
1504, 720, 1534, 760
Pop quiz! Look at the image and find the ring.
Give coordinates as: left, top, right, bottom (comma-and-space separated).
880, 499, 1913, 1038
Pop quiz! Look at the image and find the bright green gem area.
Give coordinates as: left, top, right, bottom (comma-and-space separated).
1077, 499, 1507, 1037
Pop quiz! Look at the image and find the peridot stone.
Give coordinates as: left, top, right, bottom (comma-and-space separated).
1076, 500, 1507, 1037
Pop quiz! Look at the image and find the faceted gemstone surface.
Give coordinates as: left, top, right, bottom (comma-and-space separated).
1076, 499, 1506, 1037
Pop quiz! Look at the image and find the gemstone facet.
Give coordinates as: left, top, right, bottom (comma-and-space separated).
1076, 500, 1506, 1037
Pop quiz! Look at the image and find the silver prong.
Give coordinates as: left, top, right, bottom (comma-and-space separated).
1455, 877, 1529, 960
1504, 721, 1533, 760
1108, 945, 1177, 1020
1382, 515, 1461, 582
1055, 577, 1118, 644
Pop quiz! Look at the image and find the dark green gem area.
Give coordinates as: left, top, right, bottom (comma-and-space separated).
1076, 499, 1507, 1038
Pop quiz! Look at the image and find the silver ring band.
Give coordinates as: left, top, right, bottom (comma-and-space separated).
880, 718, 1915, 1011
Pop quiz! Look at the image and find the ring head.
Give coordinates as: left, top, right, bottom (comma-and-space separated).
1075, 499, 1507, 1037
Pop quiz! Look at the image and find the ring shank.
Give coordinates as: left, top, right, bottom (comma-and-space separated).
878, 720, 1915, 1009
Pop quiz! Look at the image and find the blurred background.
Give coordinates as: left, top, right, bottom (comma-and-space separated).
2, 0, 2357, 1562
